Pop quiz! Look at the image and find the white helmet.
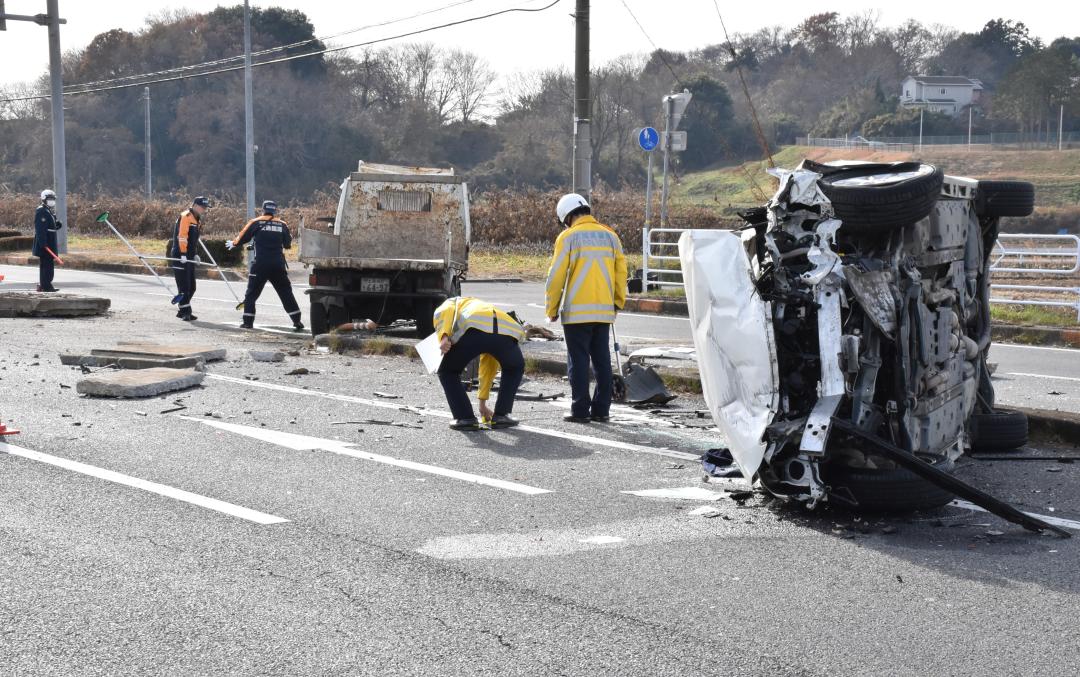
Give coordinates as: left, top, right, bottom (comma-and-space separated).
556, 193, 589, 225
41, 189, 56, 201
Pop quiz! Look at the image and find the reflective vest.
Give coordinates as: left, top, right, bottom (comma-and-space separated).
544, 215, 628, 324
433, 297, 526, 344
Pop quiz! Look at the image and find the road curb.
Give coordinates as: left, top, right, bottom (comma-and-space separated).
624, 297, 688, 316
0, 255, 246, 282
990, 324, 1080, 349
1015, 406, 1080, 444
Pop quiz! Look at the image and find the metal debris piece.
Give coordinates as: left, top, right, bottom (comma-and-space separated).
374, 391, 400, 399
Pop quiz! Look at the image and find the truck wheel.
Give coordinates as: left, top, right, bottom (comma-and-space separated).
309, 300, 329, 336
971, 408, 1028, 452
975, 180, 1035, 218
818, 163, 944, 234
415, 300, 436, 337
824, 454, 956, 512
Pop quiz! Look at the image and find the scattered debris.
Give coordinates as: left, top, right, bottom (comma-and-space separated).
286, 368, 311, 376
881, 526, 898, 535
249, 350, 285, 363
688, 505, 723, 518
76, 368, 204, 399
524, 324, 560, 341
701, 448, 742, 478
374, 391, 400, 399
664, 464, 686, 470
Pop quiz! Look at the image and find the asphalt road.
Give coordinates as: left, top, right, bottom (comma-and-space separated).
2, 264, 1080, 675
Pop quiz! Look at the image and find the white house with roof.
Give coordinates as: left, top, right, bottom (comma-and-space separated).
900, 76, 984, 116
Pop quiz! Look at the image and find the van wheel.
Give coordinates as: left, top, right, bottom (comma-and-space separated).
971, 408, 1028, 452
975, 181, 1035, 218
818, 163, 944, 234
824, 454, 956, 512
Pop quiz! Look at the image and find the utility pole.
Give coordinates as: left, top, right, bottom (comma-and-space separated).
972, 106, 980, 150
571, 0, 591, 201
1060, 104, 1065, 152
0, 3, 69, 252
243, 0, 255, 219
143, 87, 151, 197
918, 108, 924, 153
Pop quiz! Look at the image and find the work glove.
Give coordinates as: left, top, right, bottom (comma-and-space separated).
55, 220, 63, 229
180, 255, 188, 264
224, 240, 235, 251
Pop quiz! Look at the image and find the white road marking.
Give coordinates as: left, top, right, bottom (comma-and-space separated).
622, 487, 729, 501
524, 302, 690, 322
1002, 372, 1080, 383
207, 373, 703, 461
187, 417, 552, 495
994, 343, 1080, 355
0, 441, 288, 525
950, 499, 1080, 531
146, 292, 271, 307
578, 535, 625, 544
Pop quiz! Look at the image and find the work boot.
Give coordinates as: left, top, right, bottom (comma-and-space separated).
293, 322, 305, 332
181, 314, 197, 322
240, 322, 254, 330
491, 414, 520, 429
590, 415, 611, 423
449, 418, 483, 431
563, 414, 591, 424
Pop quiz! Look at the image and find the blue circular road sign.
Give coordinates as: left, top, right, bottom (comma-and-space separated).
638, 127, 659, 152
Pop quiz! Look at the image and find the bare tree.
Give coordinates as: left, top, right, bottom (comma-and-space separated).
444, 49, 496, 123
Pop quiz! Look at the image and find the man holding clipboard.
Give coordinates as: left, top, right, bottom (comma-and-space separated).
421, 297, 526, 431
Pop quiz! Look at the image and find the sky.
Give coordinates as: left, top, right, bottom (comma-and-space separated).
0, 0, 1077, 91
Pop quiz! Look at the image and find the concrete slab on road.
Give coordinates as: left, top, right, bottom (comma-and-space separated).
0, 290, 111, 317
75, 367, 205, 398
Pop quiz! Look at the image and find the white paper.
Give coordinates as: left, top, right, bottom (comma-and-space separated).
415, 332, 443, 374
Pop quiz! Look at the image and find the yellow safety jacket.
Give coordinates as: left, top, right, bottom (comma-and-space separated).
434, 297, 526, 400
544, 215, 627, 324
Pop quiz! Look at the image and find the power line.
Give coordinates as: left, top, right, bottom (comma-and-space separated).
618, 0, 683, 87
62, 0, 483, 93
1, 0, 560, 103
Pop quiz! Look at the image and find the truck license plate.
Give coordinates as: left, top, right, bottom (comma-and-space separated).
361, 277, 390, 293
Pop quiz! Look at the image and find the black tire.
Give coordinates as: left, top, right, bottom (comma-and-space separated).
818, 163, 944, 234
825, 455, 956, 512
975, 180, 1035, 218
415, 299, 436, 337
309, 300, 328, 337
971, 408, 1028, 452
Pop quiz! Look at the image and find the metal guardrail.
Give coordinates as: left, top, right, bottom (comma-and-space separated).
989, 234, 1080, 321
640, 227, 692, 288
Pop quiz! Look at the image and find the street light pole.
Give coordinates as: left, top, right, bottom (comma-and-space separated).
571, 0, 591, 201
243, 0, 255, 219
46, 0, 67, 253
143, 87, 151, 197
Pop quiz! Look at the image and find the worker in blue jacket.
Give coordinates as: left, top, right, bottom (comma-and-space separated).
226, 200, 304, 331
32, 189, 62, 292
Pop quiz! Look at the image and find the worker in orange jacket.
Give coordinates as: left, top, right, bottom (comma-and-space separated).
170, 196, 209, 321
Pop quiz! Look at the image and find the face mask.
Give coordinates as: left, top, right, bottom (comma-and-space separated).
46, 199, 56, 208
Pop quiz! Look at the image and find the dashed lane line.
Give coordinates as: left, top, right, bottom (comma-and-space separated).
187, 417, 552, 495
205, 373, 702, 461
0, 441, 289, 525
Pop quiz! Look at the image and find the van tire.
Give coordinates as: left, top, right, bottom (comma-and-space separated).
819, 163, 944, 234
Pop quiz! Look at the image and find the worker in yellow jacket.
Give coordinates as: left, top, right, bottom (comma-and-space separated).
545, 193, 627, 424
434, 297, 527, 431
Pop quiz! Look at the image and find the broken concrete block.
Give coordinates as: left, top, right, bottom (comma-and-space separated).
61, 353, 206, 371
0, 291, 110, 318
76, 368, 204, 398
95, 342, 226, 363
248, 350, 285, 363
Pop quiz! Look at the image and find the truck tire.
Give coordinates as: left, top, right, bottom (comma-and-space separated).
971, 408, 1028, 452
975, 180, 1035, 218
415, 300, 436, 337
309, 300, 329, 336
825, 455, 956, 512
818, 163, 944, 234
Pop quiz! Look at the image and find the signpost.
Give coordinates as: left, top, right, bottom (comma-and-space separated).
639, 126, 659, 239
